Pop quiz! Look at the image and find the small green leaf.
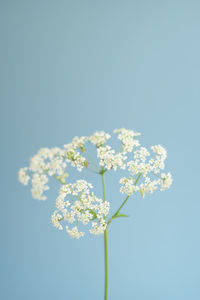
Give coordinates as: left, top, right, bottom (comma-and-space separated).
113, 214, 129, 219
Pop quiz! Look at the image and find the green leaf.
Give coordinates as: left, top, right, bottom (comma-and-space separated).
113, 214, 129, 219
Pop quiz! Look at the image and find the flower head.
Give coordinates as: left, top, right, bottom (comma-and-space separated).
18, 167, 30, 185
51, 180, 110, 239
97, 145, 126, 171
18, 128, 173, 239
114, 128, 140, 153
119, 144, 172, 198
18, 147, 68, 200
64, 136, 87, 171
88, 131, 111, 148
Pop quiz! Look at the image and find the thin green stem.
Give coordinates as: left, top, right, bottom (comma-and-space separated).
107, 173, 142, 226
107, 195, 129, 226
115, 196, 129, 216
151, 171, 163, 180
134, 172, 142, 185
101, 172, 108, 300
84, 151, 100, 171
86, 167, 99, 174
104, 229, 108, 300
101, 172, 106, 203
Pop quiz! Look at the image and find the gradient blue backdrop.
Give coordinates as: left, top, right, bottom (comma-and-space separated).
1, 1, 200, 299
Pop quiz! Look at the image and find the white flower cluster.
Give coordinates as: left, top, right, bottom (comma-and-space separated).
63, 130, 128, 172
63, 132, 111, 171
119, 145, 173, 197
88, 131, 111, 147
97, 145, 126, 170
114, 128, 140, 153
95, 128, 142, 171
18, 167, 30, 185
119, 177, 140, 196
64, 136, 87, 171
52, 180, 110, 239
31, 172, 49, 200
19, 128, 173, 239
18, 147, 67, 200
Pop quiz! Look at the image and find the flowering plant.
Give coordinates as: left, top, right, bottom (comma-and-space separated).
18, 128, 172, 299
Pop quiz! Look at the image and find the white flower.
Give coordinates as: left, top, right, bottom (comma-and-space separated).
119, 177, 140, 195
60, 180, 93, 196
151, 145, 167, 160
56, 193, 66, 210
18, 167, 30, 185
51, 211, 63, 230
139, 177, 160, 197
46, 148, 67, 176
31, 173, 49, 200
97, 145, 126, 170
160, 172, 173, 191
134, 147, 150, 162
98, 202, 110, 216
119, 144, 172, 197
89, 220, 107, 235
88, 131, 111, 147
19, 147, 68, 199
29, 151, 46, 173
114, 128, 140, 153
19, 128, 173, 238
64, 144, 86, 171
71, 136, 87, 149
29, 147, 66, 175
66, 226, 85, 239
53, 179, 110, 239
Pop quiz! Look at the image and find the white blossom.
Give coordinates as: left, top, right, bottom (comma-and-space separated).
151, 145, 167, 160
127, 161, 150, 177
89, 221, 107, 235
52, 180, 110, 239
18, 167, 30, 185
18, 147, 68, 200
64, 137, 87, 172
160, 172, 173, 191
70, 136, 87, 149
119, 177, 140, 196
134, 147, 150, 162
139, 177, 160, 197
119, 144, 172, 197
66, 226, 85, 239
29, 147, 66, 176
97, 145, 126, 170
114, 128, 140, 153
31, 173, 49, 200
18, 128, 173, 239
88, 131, 111, 147
51, 211, 63, 230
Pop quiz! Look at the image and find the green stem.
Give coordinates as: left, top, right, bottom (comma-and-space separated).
84, 151, 100, 171
107, 173, 142, 226
133, 172, 142, 185
104, 229, 108, 300
86, 167, 99, 174
101, 172, 106, 203
107, 196, 129, 226
101, 172, 108, 300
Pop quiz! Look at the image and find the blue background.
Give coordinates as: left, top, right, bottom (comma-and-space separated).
1, 0, 200, 299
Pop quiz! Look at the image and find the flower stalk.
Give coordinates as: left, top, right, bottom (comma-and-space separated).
104, 228, 108, 300
18, 129, 173, 299
101, 171, 108, 299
